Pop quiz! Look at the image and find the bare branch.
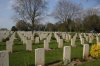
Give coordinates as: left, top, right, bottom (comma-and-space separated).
53, 0, 82, 22
12, 0, 47, 30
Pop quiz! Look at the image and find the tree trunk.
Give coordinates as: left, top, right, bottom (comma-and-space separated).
32, 19, 35, 33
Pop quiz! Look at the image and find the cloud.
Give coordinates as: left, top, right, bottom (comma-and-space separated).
6, 0, 15, 10
0, 0, 15, 29
92, 5, 100, 12
0, 17, 14, 29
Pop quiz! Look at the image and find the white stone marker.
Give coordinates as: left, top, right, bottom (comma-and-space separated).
80, 38, 84, 45
56, 36, 58, 42
66, 35, 69, 42
89, 37, 93, 44
35, 37, 39, 44
85, 36, 89, 42
63, 46, 71, 64
6, 41, 12, 53
58, 39, 63, 48
96, 36, 99, 44
31, 36, 34, 41
83, 44, 89, 59
35, 48, 45, 66
0, 51, 9, 66
44, 39, 49, 50
71, 39, 76, 47
23, 36, 28, 44
26, 40, 32, 51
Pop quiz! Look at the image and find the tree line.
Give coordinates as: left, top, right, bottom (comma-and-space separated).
11, 0, 100, 32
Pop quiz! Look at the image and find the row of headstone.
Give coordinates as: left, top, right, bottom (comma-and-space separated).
44, 33, 52, 50
17, 31, 49, 44
6, 32, 15, 53
66, 34, 71, 42
79, 33, 96, 45
0, 31, 11, 42
54, 33, 64, 48
15, 32, 99, 48
17, 31, 53, 51
35, 44, 89, 66
71, 34, 77, 47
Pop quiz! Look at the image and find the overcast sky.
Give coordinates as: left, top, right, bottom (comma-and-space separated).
0, 0, 99, 29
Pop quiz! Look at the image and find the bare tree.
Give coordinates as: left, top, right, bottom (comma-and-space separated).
86, 8, 100, 15
53, 0, 81, 32
53, 0, 81, 23
80, 8, 100, 20
13, 0, 47, 30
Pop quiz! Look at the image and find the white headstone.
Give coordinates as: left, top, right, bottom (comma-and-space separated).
96, 36, 99, 44
0, 51, 9, 66
6, 41, 12, 53
31, 36, 34, 41
66, 34, 69, 42
63, 46, 71, 64
57, 37, 60, 43
35, 37, 39, 44
85, 36, 89, 42
71, 39, 76, 47
26, 40, 32, 51
35, 48, 45, 66
44, 39, 49, 50
80, 38, 84, 45
58, 39, 63, 48
83, 44, 89, 59
89, 37, 93, 44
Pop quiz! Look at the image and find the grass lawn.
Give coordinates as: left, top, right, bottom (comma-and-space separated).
0, 33, 100, 66
0, 42, 6, 50
77, 59, 100, 66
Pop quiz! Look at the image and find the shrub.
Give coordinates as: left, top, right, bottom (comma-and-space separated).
90, 44, 100, 58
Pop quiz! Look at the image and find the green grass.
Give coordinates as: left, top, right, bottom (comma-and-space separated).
77, 59, 100, 66
0, 42, 6, 50
9, 38, 83, 66
10, 51, 35, 66
0, 33, 100, 66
